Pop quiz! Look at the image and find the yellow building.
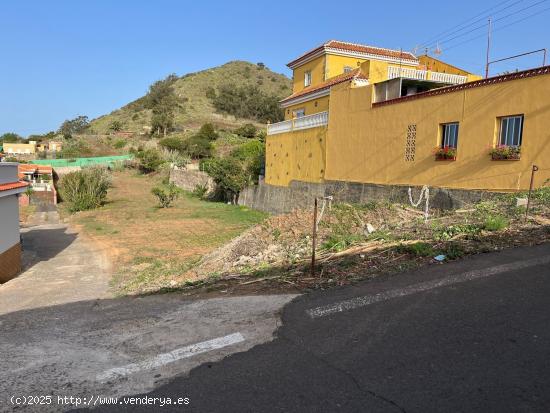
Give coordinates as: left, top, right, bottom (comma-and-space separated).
266, 40, 550, 192
3, 141, 38, 155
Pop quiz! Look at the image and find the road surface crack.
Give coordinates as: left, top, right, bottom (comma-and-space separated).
279, 334, 407, 412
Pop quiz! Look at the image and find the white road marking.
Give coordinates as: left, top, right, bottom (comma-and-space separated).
307, 255, 550, 318
96, 332, 245, 382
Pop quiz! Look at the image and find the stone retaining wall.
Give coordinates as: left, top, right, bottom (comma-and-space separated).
238, 180, 499, 214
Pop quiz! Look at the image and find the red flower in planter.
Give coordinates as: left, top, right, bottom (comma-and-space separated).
490, 145, 521, 160
434, 146, 457, 160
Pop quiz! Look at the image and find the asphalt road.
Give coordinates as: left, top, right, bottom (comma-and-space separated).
85, 243, 550, 413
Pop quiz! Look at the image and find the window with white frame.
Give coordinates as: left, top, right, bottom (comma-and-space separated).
499, 115, 523, 146
293, 108, 305, 118
304, 71, 312, 87
441, 122, 459, 148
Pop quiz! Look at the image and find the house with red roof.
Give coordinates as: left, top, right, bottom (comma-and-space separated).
0, 163, 28, 283
18, 164, 57, 206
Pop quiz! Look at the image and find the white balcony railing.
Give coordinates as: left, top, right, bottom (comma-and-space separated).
429, 71, 468, 84
388, 66, 427, 80
267, 111, 329, 135
388, 66, 468, 84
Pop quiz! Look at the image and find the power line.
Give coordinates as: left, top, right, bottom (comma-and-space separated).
422, 0, 548, 50
416, 0, 524, 49
443, 5, 550, 52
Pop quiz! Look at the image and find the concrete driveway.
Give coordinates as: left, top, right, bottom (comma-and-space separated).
0, 209, 112, 315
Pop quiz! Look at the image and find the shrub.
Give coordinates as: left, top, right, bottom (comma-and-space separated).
202, 156, 247, 203
159, 136, 186, 152
195, 123, 218, 141
59, 167, 111, 212
151, 183, 182, 208
192, 183, 209, 199
182, 135, 213, 159
59, 139, 91, 159
136, 148, 165, 173
113, 139, 126, 149
159, 148, 190, 168
234, 123, 258, 138
396, 242, 435, 257
484, 215, 508, 231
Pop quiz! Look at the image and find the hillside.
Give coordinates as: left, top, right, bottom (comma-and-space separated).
90, 61, 292, 134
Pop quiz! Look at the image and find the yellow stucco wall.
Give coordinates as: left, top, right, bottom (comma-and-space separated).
292, 55, 326, 94
265, 126, 327, 186
283, 96, 330, 120
3, 143, 37, 154
325, 73, 550, 191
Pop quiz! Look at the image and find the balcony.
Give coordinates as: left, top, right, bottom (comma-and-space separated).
388, 66, 468, 85
267, 111, 329, 136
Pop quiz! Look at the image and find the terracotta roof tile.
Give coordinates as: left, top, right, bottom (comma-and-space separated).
281, 69, 368, 104
0, 181, 29, 192
287, 40, 417, 68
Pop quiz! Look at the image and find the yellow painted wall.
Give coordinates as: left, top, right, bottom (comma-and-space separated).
325, 73, 550, 191
265, 126, 327, 186
292, 55, 326, 94
325, 54, 366, 79
418, 55, 472, 76
283, 96, 330, 120
3, 143, 37, 154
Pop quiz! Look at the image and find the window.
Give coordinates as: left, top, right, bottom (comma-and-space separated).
441, 123, 459, 148
304, 71, 312, 87
343, 66, 353, 73
499, 115, 523, 146
293, 108, 305, 118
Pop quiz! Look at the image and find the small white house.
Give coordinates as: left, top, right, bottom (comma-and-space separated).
0, 163, 28, 283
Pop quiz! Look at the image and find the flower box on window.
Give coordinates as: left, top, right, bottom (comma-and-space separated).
490, 145, 521, 161
434, 146, 457, 161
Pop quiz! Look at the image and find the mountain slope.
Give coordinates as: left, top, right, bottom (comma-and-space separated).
90, 61, 291, 134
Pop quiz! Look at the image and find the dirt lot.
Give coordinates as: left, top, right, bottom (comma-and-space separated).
66, 171, 266, 295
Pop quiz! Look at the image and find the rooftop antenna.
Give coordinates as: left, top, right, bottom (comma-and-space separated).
485, 17, 492, 78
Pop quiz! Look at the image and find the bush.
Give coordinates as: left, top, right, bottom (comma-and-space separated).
192, 183, 209, 199
182, 135, 213, 159
59, 167, 111, 212
151, 183, 182, 208
195, 123, 218, 141
136, 148, 165, 173
113, 139, 126, 149
59, 139, 91, 159
230, 140, 265, 183
159, 136, 186, 152
234, 123, 258, 138
202, 157, 248, 203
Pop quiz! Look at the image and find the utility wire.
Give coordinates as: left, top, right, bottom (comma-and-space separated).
443, 5, 550, 52
421, 0, 548, 50
417, 0, 524, 50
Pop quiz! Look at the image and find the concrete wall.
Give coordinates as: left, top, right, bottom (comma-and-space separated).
239, 180, 495, 215
0, 195, 20, 253
265, 126, 327, 187
169, 167, 215, 193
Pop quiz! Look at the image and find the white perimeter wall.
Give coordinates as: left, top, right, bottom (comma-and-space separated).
0, 195, 20, 253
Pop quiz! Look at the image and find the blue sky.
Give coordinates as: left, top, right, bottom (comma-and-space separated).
2, 0, 549, 136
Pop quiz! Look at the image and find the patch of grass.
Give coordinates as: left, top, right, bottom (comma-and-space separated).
396, 242, 435, 257
483, 214, 508, 231
322, 233, 364, 252
433, 223, 482, 241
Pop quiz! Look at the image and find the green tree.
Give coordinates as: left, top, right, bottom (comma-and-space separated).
182, 135, 213, 159
145, 74, 180, 137
109, 120, 123, 132
159, 136, 186, 152
151, 183, 182, 208
58, 116, 89, 137
203, 157, 248, 203
0, 132, 23, 143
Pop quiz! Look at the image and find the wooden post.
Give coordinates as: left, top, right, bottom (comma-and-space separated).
311, 197, 318, 277
526, 165, 539, 219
